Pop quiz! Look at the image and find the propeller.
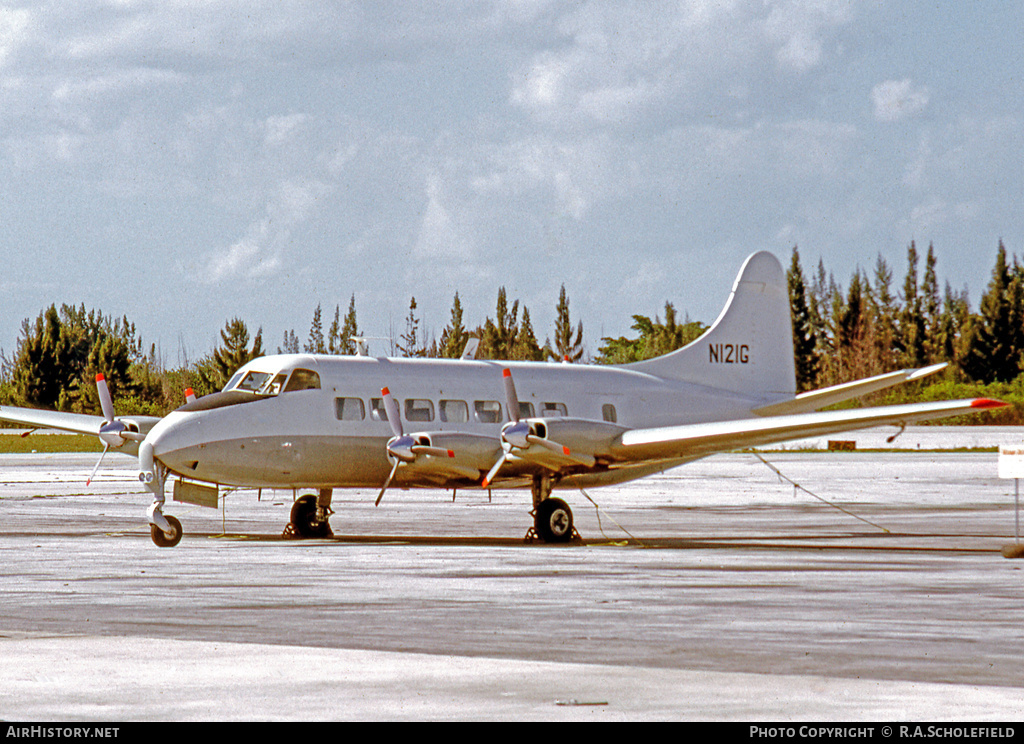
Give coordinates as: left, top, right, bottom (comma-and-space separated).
87, 374, 144, 485
481, 368, 577, 488
376, 386, 455, 506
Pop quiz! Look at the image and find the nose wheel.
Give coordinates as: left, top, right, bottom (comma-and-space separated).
150, 515, 183, 547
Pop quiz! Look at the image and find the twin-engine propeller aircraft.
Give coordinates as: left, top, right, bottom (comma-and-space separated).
0, 252, 1007, 546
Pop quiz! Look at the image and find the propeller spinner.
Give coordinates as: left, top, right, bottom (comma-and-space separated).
481, 368, 578, 488
376, 387, 455, 506
88, 374, 144, 485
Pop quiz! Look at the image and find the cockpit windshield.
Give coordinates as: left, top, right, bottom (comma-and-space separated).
223, 367, 320, 396
235, 371, 273, 393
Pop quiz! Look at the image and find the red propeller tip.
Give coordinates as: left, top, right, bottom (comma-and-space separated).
502, 368, 511, 378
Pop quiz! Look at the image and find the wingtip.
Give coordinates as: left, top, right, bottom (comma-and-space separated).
971, 398, 1009, 410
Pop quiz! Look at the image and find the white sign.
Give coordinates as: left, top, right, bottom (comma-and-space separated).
998, 445, 1024, 479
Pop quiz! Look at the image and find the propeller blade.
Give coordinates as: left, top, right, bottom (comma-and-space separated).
376, 459, 401, 507
381, 387, 403, 438
527, 434, 572, 456
481, 451, 507, 489
95, 374, 115, 423
87, 444, 110, 486
185, 387, 196, 404
502, 368, 519, 423
410, 445, 455, 459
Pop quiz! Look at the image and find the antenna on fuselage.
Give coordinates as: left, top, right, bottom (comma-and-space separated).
460, 338, 480, 360
349, 336, 386, 357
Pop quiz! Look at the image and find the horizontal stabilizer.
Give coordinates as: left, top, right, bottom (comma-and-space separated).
753, 363, 949, 417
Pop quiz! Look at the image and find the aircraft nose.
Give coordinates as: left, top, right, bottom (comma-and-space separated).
143, 411, 199, 467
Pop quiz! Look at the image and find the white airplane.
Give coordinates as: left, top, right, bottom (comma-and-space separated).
0, 252, 1006, 547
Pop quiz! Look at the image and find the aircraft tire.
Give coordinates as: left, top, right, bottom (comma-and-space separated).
535, 498, 574, 543
151, 515, 183, 548
290, 494, 333, 538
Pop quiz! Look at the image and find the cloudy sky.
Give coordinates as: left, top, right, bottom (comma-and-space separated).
2, 1, 1022, 364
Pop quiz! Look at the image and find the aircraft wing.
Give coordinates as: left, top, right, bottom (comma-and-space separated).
612, 398, 1005, 463
0, 405, 107, 437
0, 404, 162, 444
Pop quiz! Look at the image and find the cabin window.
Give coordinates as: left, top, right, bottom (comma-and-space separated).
602, 404, 617, 423
440, 399, 469, 423
405, 398, 434, 423
518, 401, 535, 419
284, 369, 321, 392
474, 400, 502, 424
335, 397, 365, 421
541, 402, 568, 417
370, 398, 387, 422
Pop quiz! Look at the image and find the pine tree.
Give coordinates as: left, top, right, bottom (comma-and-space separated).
305, 305, 325, 354
898, 242, 926, 368
869, 253, 899, 373
11, 305, 141, 412
438, 292, 469, 359
787, 247, 820, 391
835, 271, 873, 381
478, 288, 519, 360
937, 282, 970, 366
960, 241, 1024, 383
208, 318, 264, 390
279, 329, 300, 354
512, 307, 545, 360
549, 284, 584, 362
340, 295, 359, 355
397, 297, 424, 357
921, 243, 942, 363
327, 305, 342, 355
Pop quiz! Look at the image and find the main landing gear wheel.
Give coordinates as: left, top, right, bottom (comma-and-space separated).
534, 497, 576, 544
150, 515, 183, 548
287, 494, 334, 538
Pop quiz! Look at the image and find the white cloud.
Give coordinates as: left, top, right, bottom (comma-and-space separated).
765, 0, 852, 72
0, 7, 31, 67
205, 225, 282, 283
204, 179, 332, 283
872, 79, 930, 122
413, 175, 473, 261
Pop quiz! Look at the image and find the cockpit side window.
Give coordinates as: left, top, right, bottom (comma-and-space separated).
284, 369, 321, 392
224, 371, 245, 392
263, 373, 288, 396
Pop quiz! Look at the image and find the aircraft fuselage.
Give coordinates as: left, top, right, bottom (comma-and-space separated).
147, 353, 771, 491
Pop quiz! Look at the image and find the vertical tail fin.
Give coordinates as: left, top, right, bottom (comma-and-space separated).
625, 252, 796, 399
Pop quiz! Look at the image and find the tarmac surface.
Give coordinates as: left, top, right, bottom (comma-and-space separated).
2, 426, 1023, 721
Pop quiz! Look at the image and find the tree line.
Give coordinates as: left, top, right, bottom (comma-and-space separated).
2, 241, 1023, 421
787, 240, 1024, 394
